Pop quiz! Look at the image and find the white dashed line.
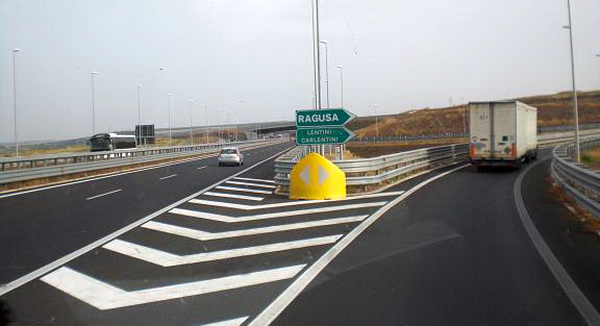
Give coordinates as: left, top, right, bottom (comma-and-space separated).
197, 166, 207, 170
85, 189, 122, 201
159, 174, 178, 180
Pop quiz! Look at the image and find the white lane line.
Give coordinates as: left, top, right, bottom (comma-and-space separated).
85, 189, 122, 201
514, 158, 600, 325
103, 235, 342, 267
0, 151, 226, 199
232, 177, 276, 184
214, 185, 273, 195
225, 180, 277, 189
200, 316, 249, 326
197, 165, 207, 170
41, 264, 305, 310
189, 191, 405, 210
249, 164, 470, 326
203, 191, 264, 201
0, 146, 292, 297
142, 215, 366, 240
169, 202, 386, 223
0, 142, 282, 200
159, 174, 178, 180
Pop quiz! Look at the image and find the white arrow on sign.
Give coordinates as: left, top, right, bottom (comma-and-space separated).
41, 265, 305, 310
318, 166, 330, 186
300, 166, 310, 185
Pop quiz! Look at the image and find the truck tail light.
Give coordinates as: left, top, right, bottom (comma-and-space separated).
511, 143, 517, 157
469, 144, 475, 158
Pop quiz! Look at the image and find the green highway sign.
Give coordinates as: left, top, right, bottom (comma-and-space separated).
296, 127, 356, 145
296, 108, 356, 127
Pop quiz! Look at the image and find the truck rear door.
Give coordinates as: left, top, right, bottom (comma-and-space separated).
469, 103, 492, 159
470, 102, 516, 160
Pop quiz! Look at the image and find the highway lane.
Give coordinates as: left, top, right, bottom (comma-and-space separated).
0, 141, 293, 286
0, 159, 407, 324
2, 145, 598, 325
273, 149, 597, 325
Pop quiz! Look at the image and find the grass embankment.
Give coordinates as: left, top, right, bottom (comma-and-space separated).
347, 138, 466, 158
581, 149, 600, 170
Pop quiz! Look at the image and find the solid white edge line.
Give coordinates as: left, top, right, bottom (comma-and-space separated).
159, 174, 178, 180
248, 163, 470, 326
199, 316, 249, 326
514, 158, 600, 325
0, 145, 293, 296
85, 189, 122, 201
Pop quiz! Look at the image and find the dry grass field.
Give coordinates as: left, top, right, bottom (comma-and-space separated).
350, 90, 600, 138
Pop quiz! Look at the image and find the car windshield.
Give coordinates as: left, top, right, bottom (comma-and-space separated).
220, 149, 237, 154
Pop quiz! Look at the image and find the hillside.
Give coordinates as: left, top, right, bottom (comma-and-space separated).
351, 90, 600, 137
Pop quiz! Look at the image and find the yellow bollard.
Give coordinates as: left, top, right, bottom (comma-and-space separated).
289, 152, 346, 200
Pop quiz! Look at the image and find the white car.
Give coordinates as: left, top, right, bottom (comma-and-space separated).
218, 147, 244, 166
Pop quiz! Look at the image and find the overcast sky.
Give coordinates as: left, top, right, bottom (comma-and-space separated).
1, 0, 599, 142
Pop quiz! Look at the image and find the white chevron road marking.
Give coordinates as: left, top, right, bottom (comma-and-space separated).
188, 191, 405, 210
225, 181, 277, 189
214, 186, 273, 195
232, 177, 276, 184
203, 191, 264, 201
41, 265, 305, 310
103, 235, 342, 267
200, 316, 249, 326
142, 215, 367, 240
169, 202, 385, 223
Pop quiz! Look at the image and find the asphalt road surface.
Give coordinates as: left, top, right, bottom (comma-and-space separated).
0, 146, 598, 325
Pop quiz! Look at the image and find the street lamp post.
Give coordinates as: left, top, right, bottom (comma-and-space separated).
375, 103, 379, 139
167, 93, 174, 146
136, 84, 142, 145
91, 71, 99, 135
563, 0, 581, 162
205, 103, 210, 144
189, 100, 194, 145
12, 48, 20, 157
336, 65, 344, 108
320, 40, 330, 109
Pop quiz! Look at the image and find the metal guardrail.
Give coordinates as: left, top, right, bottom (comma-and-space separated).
0, 140, 278, 185
275, 143, 468, 189
551, 138, 600, 219
275, 128, 600, 193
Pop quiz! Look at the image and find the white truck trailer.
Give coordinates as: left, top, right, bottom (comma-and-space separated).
469, 101, 537, 169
